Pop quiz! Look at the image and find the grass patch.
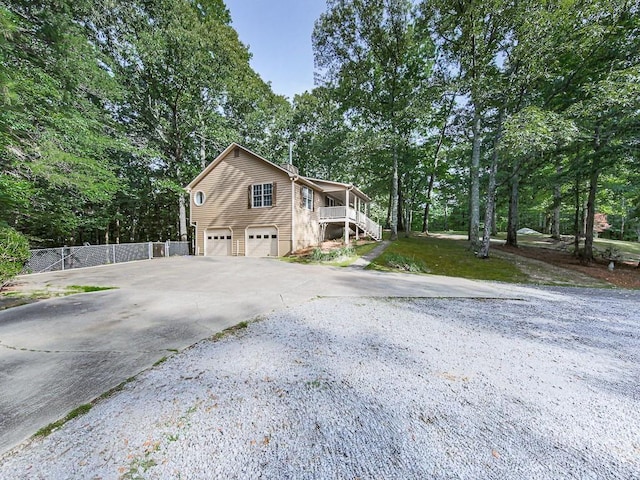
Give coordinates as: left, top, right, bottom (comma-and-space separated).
35, 403, 92, 438
353, 241, 379, 257
212, 320, 250, 341
593, 238, 640, 259
384, 252, 430, 273
369, 234, 528, 282
0, 285, 117, 310
65, 285, 117, 294
153, 356, 168, 367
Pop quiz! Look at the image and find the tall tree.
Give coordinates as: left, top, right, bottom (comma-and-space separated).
1, 1, 124, 246
314, 0, 435, 240
424, 0, 513, 249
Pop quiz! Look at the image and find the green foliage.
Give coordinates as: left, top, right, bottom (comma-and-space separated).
310, 246, 356, 262
384, 252, 430, 273
370, 235, 528, 283
35, 403, 93, 438
0, 224, 29, 286
65, 285, 117, 293
2, 0, 638, 257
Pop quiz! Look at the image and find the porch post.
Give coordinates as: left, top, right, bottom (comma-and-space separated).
355, 196, 359, 240
344, 188, 350, 245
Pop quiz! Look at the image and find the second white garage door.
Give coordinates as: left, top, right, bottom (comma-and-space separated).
205, 229, 232, 256
246, 226, 278, 257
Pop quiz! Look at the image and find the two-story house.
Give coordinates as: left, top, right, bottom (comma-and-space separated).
185, 143, 381, 257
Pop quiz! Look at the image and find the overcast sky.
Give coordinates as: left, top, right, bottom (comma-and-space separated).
224, 0, 328, 100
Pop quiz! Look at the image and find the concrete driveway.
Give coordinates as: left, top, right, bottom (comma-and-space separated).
0, 256, 538, 455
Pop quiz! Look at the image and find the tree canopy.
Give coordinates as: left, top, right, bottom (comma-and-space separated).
1, 0, 638, 264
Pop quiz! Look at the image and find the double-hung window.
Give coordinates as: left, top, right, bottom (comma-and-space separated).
302, 186, 313, 210
253, 183, 273, 208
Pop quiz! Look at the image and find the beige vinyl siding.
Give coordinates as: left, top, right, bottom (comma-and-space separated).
293, 185, 323, 251
190, 149, 293, 256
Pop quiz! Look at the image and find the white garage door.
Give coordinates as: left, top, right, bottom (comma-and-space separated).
205, 229, 232, 256
246, 227, 278, 257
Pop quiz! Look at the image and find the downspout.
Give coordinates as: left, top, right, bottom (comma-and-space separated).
291, 175, 297, 253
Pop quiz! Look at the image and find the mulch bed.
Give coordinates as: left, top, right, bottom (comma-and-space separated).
495, 244, 640, 289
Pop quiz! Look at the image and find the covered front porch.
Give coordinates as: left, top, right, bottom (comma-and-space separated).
310, 179, 382, 243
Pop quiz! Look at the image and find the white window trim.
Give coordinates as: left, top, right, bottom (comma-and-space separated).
302, 186, 313, 210
252, 183, 273, 208
194, 191, 205, 206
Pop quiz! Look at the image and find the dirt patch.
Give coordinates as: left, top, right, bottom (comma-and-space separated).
495, 244, 640, 289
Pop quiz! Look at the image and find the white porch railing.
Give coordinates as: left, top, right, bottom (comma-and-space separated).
318, 206, 382, 240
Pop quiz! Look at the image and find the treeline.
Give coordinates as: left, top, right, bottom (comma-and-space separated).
308, 0, 640, 261
1, 0, 639, 264
1, 0, 290, 247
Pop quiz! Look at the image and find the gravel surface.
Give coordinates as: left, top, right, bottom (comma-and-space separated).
1, 286, 638, 479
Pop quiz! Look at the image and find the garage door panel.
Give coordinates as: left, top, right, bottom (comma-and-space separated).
205, 229, 232, 256
247, 227, 278, 257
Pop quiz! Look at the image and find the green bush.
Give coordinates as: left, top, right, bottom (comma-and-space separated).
310, 246, 355, 262
384, 252, 430, 273
0, 225, 30, 287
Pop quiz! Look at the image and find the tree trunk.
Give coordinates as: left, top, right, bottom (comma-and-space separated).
390, 142, 399, 240
405, 200, 411, 238
492, 207, 498, 237
179, 194, 188, 242
478, 111, 502, 258
115, 210, 121, 244
478, 157, 497, 258
422, 94, 455, 234
620, 197, 626, 240
506, 168, 519, 247
397, 176, 404, 233
573, 172, 581, 257
583, 164, 600, 263
386, 188, 392, 229
469, 107, 482, 250
199, 114, 207, 169
422, 196, 431, 234
443, 203, 449, 231
551, 162, 562, 239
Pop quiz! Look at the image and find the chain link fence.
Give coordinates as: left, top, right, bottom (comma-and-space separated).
22, 241, 190, 275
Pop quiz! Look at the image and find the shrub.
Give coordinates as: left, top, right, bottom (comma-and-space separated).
311, 246, 355, 262
0, 225, 30, 287
385, 252, 430, 273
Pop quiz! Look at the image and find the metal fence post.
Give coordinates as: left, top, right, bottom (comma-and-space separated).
113, 244, 117, 263
148, 242, 152, 260
165, 241, 170, 257
60, 247, 65, 271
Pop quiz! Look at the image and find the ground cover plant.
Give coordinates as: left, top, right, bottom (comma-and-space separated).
368, 234, 528, 282
284, 240, 378, 266
0, 285, 118, 311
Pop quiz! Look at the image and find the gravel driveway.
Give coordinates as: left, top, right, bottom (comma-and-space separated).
1, 286, 638, 479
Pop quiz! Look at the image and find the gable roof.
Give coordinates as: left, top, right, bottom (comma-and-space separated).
185, 143, 371, 202
186, 143, 285, 191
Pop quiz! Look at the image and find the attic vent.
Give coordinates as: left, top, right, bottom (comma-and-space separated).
234, 147, 240, 157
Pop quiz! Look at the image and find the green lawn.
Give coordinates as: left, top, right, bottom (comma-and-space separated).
369, 234, 528, 282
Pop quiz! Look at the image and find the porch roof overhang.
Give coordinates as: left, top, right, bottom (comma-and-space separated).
304, 178, 372, 203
